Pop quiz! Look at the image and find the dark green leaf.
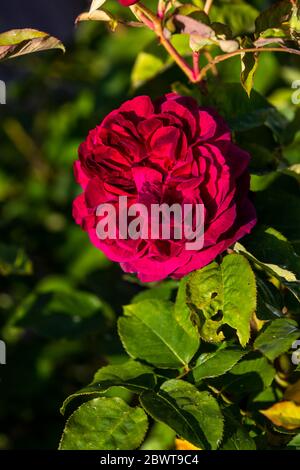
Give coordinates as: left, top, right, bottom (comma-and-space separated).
193, 344, 246, 383
210, 1, 259, 35
256, 275, 284, 320
221, 406, 256, 450
254, 177, 300, 255
0, 243, 32, 276
205, 82, 288, 140
61, 360, 156, 414
211, 353, 276, 401
240, 38, 259, 96
237, 225, 300, 301
255, 0, 299, 41
254, 318, 300, 361
140, 379, 223, 449
12, 287, 114, 339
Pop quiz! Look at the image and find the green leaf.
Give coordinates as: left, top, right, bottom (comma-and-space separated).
131, 35, 190, 89
187, 261, 223, 319
220, 254, 256, 346
59, 397, 148, 450
186, 261, 225, 343
255, 0, 299, 40
256, 275, 284, 320
192, 344, 246, 383
220, 406, 256, 450
254, 318, 300, 361
250, 172, 279, 192
118, 299, 199, 369
240, 38, 259, 96
187, 254, 256, 346
131, 50, 167, 89
242, 226, 300, 279
61, 360, 156, 414
282, 163, 300, 183
254, 177, 300, 255
0, 29, 65, 61
140, 379, 223, 449
141, 422, 176, 451
12, 287, 114, 339
131, 280, 177, 303
210, 1, 259, 36
205, 82, 288, 140
174, 277, 201, 345
212, 353, 276, 400
0, 243, 32, 276
287, 433, 300, 449
236, 226, 300, 301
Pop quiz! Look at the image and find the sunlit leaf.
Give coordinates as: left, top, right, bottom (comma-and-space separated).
76, 10, 118, 31
59, 397, 148, 450
187, 254, 256, 346
175, 439, 201, 450
89, 0, 106, 13
260, 400, 300, 430
118, 299, 200, 369
193, 344, 246, 383
0, 29, 64, 61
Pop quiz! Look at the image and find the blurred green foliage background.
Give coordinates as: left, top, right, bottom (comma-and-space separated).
0, 0, 299, 449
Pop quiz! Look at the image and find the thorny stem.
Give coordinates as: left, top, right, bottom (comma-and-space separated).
204, 0, 214, 14
132, 3, 197, 83
130, 5, 155, 30
192, 51, 200, 78
159, 32, 197, 82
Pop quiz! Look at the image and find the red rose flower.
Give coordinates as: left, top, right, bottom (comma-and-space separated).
73, 93, 256, 282
118, 0, 139, 6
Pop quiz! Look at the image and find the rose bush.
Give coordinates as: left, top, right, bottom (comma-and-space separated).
2, 0, 300, 453
73, 93, 256, 282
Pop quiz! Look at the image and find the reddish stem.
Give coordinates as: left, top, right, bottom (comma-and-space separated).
192, 51, 200, 80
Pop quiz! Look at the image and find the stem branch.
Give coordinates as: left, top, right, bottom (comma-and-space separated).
204, 0, 214, 14
192, 51, 200, 79
198, 46, 300, 81
132, 3, 197, 83
131, 4, 300, 84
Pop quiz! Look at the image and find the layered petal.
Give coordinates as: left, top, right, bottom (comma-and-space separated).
72, 92, 256, 282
